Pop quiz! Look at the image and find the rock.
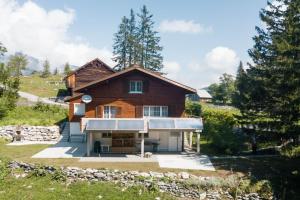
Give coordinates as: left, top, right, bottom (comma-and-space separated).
139, 172, 150, 178
200, 191, 206, 200
178, 172, 190, 179
164, 172, 177, 179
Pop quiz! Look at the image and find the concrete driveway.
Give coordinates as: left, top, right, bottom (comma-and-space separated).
156, 153, 215, 171
32, 142, 86, 158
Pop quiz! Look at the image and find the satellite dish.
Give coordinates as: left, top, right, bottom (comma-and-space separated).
82, 95, 92, 103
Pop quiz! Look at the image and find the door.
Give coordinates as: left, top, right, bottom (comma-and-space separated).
158, 132, 169, 151
168, 132, 180, 151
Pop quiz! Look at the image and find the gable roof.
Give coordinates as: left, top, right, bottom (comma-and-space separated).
64, 58, 114, 79
197, 89, 212, 99
74, 65, 196, 93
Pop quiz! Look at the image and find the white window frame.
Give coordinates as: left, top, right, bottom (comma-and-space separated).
143, 106, 168, 117
103, 105, 117, 118
73, 103, 85, 116
129, 80, 143, 94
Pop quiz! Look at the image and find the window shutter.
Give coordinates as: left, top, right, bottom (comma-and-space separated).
143, 80, 149, 93
123, 79, 129, 94
135, 105, 143, 118
96, 105, 102, 118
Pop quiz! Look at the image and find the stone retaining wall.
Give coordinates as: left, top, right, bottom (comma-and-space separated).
8, 161, 263, 200
0, 125, 60, 141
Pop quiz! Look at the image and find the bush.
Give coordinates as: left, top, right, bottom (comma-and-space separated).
0, 158, 10, 180
202, 105, 245, 154
280, 145, 300, 158
185, 101, 201, 117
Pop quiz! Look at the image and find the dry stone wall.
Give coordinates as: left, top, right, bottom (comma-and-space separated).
0, 125, 60, 141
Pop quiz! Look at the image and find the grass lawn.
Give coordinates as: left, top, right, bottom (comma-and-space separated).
0, 105, 68, 126
0, 175, 173, 200
20, 74, 67, 97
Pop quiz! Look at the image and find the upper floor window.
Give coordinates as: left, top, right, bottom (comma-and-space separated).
104, 106, 117, 118
129, 80, 143, 94
143, 106, 168, 117
74, 103, 85, 116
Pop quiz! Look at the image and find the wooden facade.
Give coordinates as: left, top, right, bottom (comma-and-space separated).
69, 70, 190, 122
65, 58, 114, 95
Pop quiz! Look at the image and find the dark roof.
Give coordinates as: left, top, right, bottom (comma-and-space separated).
74, 65, 196, 93
64, 58, 114, 79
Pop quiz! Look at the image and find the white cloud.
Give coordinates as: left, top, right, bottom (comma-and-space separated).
159, 20, 212, 34
205, 46, 239, 74
163, 61, 181, 79
0, 0, 114, 70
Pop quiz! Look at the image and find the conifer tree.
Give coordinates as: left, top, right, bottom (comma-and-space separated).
64, 62, 71, 75
41, 60, 51, 78
113, 16, 130, 71
243, 0, 300, 136
53, 67, 59, 75
137, 5, 163, 71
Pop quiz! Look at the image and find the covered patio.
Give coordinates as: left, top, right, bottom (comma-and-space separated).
82, 117, 203, 157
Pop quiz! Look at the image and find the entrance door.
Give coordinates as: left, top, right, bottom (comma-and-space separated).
168, 132, 180, 151
159, 132, 169, 151
111, 133, 135, 153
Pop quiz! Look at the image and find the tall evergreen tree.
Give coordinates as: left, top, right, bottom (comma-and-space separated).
53, 67, 59, 75
137, 5, 163, 71
113, 16, 130, 71
41, 60, 51, 78
112, 6, 163, 71
244, 0, 300, 137
7, 53, 28, 77
64, 62, 71, 75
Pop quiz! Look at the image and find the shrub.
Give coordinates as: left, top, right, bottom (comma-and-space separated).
202, 105, 245, 154
185, 101, 201, 117
51, 169, 67, 182
280, 145, 300, 158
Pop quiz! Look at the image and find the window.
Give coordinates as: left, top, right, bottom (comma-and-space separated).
129, 80, 143, 93
104, 106, 117, 118
74, 103, 85, 116
102, 133, 112, 138
143, 106, 168, 117
138, 133, 149, 138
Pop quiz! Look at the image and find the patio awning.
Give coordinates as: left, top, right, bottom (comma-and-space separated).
148, 118, 203, 131
85, 119, 146, 132
83, 118, 202, 132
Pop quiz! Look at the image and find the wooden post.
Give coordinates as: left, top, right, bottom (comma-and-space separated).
189, 132, 193, 148
86, 132, 90, 156
141, 132, 144, 158
197, 132, 200, 154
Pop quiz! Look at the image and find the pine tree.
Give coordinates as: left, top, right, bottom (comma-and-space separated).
137, 5, 163, 71
53, 68, 59, 75
41, 60, 51, 78
64, 62, 71, 75
245, 0, 300, 137
128, 9, 138, 66
7, 53, 28, 77
112, 6, 163, 71
113, 16, 130, 71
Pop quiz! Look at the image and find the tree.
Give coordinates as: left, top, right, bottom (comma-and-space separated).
112, 6, 163, 71
64, 62, 71, 75
113, 16, 130, 71
208, 73, 235, 105
0, 42, 7, 56
7, 53, 28, 77
41, 60, 51, 78
137, 5, 163, 71
0, 43, 19, 118
53, 68, 59, 75
241, 0, 300, 138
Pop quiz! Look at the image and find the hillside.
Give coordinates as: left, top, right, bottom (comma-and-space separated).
20, 74, 67, 98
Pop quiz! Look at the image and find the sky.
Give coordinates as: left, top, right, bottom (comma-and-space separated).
0, 0, 269, 88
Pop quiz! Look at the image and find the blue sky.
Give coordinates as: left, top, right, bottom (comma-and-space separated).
0, 0, 268, 88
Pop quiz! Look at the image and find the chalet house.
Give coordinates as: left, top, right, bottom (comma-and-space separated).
65, 58, 202, 157
187, 89, 212, 103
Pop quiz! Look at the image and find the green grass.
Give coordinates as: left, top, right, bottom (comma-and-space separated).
20, 74, 67, 97
0, 175, 173, 200
0, 105, 68, 126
